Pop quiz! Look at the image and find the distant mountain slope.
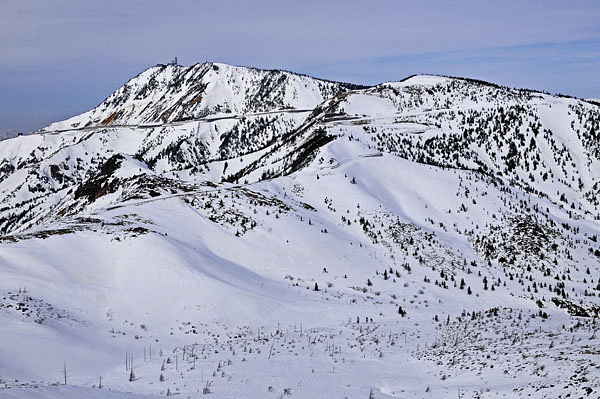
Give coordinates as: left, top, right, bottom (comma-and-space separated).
43, 63, 365, 131
325, 75, 600, 214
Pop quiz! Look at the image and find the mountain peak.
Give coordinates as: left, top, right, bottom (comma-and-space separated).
42, 63, 364, 132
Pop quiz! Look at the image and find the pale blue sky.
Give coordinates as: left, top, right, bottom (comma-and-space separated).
1, 0, 599, 133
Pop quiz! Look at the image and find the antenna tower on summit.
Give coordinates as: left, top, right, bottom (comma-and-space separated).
168, 57, 178, 66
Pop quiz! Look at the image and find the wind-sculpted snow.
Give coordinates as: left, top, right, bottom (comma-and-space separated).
1, 66, 600, 398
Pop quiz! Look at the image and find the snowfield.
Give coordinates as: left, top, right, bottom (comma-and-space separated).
1, 64, 599, 398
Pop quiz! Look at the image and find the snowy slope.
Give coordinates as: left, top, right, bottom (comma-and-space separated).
328, 76, 600, 215
1, 67, 599, 398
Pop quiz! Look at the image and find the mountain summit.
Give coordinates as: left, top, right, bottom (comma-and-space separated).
1, 63, 599, 398
44, 62, 365, 131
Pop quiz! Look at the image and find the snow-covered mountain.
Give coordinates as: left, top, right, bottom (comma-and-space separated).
1, 64, 599, 399
43, 63, 363, 131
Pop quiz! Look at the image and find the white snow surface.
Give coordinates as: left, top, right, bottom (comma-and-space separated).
1, 66, 599, 398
